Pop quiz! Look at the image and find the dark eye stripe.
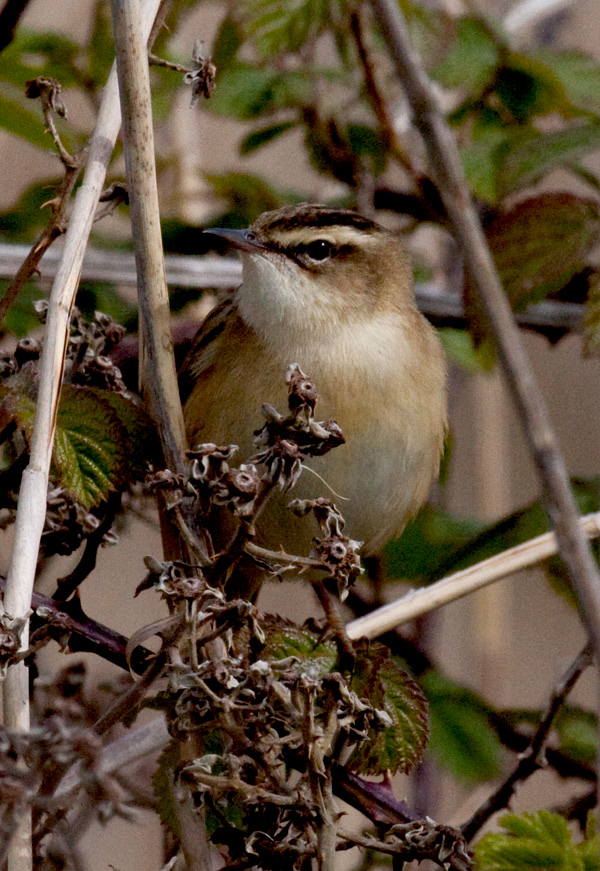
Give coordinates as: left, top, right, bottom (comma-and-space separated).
263, 240, 354, 268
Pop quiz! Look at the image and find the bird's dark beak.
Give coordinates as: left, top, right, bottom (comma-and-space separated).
202, 227, 271, 254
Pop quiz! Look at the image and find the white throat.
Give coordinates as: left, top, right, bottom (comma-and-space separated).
236, 253, 333, 339
235, 253, 413, 384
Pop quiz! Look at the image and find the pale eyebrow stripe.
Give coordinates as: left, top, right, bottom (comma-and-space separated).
268, 226, 377, 248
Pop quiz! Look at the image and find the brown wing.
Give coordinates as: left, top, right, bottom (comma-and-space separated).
178, 295, 236, 405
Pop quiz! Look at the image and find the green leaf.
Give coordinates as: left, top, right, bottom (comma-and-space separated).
500, 122, 600, 194
439, 329, 497, 373
53, 386, 155, 509
96, 390, 158, 480
0, 29, 83, 89
207, 63, 311, 121
0, 92, 57, 151
151, 742, 181, 838
555, 705, 597, 767
1, 282, 47, 337
532, 49, 600, 116
486, 194, 600, 310
423, 671, 502, 782
384, 504, 483, 582
461, 139, 502, 204
346, 124, 387, 176
212, 15, 243, 69
85, 1, 115, 89
240, 121, 296, 154
0, 177, 64, 242
458, 112, 515, 204
54, 387, 125, 508
431, 17, 499, 95
207, 64, 279, 119
475, 811, 599, 871
350, 642, 429, 776
494, 54, 568, 123
0, 376, 37, 436
241, 0, 335, 58
263, 621, 338, 677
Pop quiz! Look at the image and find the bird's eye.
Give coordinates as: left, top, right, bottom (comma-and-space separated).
305, 239, 334, 261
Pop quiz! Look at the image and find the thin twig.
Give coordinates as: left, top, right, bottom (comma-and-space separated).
245, 542, 325, 571
148, 52, 193, 74
0, 573, 154, 673
55, 717, 171, 800
349, 10, 416, 177
336, 826, 471, 871
52, 492, 121, 601
461, 642, 594, 841
172, 504, 211, 565
347, 511, 600, 640
38, 102, 76, 168
0, 165, 81, 330
0, 243, 586, 333
209, 479, 277, 592
92, 651, 167, 736
370, 0, 600, 662
312, 579, 355, 666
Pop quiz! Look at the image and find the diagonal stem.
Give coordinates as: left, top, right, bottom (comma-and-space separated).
370, 0, 600, 665
461, 642, 594, 841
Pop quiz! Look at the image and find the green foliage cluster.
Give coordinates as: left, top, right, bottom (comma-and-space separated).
475, 811, 599, 871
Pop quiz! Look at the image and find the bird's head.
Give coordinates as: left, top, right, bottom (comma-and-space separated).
203, 204, 414, 337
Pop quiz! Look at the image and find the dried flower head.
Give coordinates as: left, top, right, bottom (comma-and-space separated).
25, 76, 67, 117
289, 498, 363, 599
212, 463, 261, 516
186, 443, 238, 489
251, 365, 345, 490
185, 41, 217, 104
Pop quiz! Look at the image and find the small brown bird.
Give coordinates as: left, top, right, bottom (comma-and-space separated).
181, 204, 447, 590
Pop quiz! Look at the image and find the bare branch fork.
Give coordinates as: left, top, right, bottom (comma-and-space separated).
461, 642, 594, 841
369, 0, 600, 660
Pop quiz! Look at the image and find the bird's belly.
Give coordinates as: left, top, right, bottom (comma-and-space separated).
184, 346, 443, 562
253, 420, 437, 559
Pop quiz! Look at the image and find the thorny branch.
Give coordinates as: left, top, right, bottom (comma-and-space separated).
0, 575, 153, 674
461, 642, 595, 842
24, 77, 75, 168
337, 821, 471, 871
0, 164, 81, 332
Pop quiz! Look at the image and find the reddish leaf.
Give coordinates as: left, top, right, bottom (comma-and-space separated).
350, 641, 429, 776
486, 194, 600, 311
